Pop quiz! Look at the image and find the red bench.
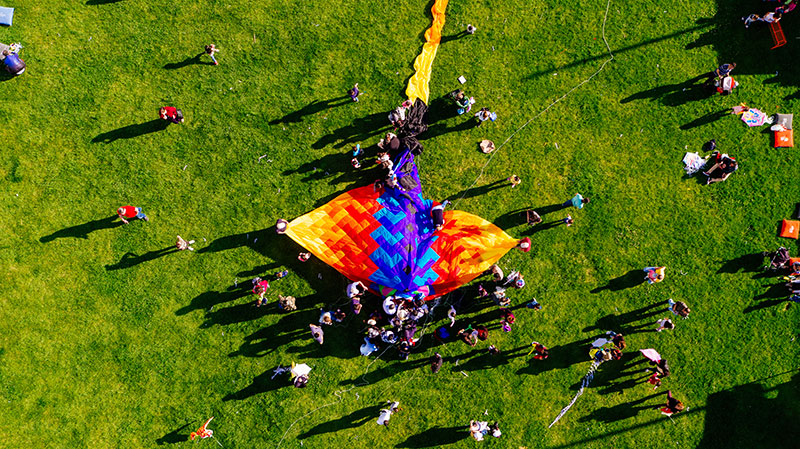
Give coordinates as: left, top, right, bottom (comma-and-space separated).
770, 21, 787, 49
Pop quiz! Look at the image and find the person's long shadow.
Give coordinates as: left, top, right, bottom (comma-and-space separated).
718, 252, 765, 274
155, 423, 191, 445
86, 0, 124, 4
448, 179, 507, 201
339, 356, 431, 386
163, 53, 212, 69
295, 404, 380, 439
577, 392, 663, 423
458, 345, 530, 372
197, 229, 270, 257
269, 96, 352, 125
222, 369, 289, 401
200, 300, 281, 327
590, 269, 646, 293
230, 327, 307, 358
583, 302, 663, 332
524, 219, 567, 235
744, 298, 790, 313
515, 337, 595, 376
440, 31, 469, 45
311, 111, 389, 150
621, 75, 714, 107
39, 215, 122, 242
422, 118, 477, 140
680, 109, 729, 130
395, 425, 465, 448
105, 247, 178, 271
176, 285, 249, 316
92, 119, 169, 143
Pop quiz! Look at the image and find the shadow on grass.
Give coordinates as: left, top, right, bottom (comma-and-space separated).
311, 111, 389, 150
525, 21, 714, 80
163, 52, 212, 69
155, 423, 191, 445
590, 269, 647, 293
269, 96, 352, 125
91, 119, 169, 143
39, 215, 121, 242
515, 337, 595, 376
583, 302, 663, 332
86, 0, 124, 4
105, 247, 179, 271
447, 179, 507, 201
680, 109, 729, 130
620, 74, 715, 107
296, 404, 380, 439
395, 426, 464, 448
222, 369, 289, 401
717, 252, 765, 274
697, 371, 800, 449
577, 392, 664, 423
176, 284, 249, 316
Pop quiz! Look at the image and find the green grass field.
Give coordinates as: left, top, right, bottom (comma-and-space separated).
2, 0, 799, 448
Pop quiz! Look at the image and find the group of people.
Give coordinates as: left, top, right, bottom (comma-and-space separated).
743, 0, 796, 27
448, 89, 497, 125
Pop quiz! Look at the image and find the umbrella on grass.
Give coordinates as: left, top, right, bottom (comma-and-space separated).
639, 348, 661, 363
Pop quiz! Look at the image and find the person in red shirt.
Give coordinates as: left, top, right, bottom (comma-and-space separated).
116, 205, 148, 224
159, 106, 184, 124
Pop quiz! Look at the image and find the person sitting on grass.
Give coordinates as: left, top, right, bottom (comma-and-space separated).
475, 107, 497, 126
703, 153, 738, 185
2, 49, 26, 75
644, 266, 666, 284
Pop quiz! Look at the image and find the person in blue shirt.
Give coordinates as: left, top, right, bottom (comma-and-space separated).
2, 50, 25, 75
564, 193, 590, 209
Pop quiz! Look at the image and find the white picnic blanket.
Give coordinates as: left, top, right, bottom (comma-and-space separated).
682, 152, 706, 175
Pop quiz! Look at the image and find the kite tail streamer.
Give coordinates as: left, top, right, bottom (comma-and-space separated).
548, 361, 601, 428
405, 0, 449, 105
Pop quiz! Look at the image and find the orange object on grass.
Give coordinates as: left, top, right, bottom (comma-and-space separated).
190, 417, 214, 441
780, 220, 800, 239
774, 129, 794, 148
406, 0, 449, 105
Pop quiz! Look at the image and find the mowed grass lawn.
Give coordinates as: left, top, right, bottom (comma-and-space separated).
1, 0, 799, 447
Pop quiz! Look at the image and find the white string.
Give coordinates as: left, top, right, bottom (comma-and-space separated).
453, 0, 615, 209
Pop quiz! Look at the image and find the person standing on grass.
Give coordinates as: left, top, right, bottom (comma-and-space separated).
667, 298, 691, 318
655, 318, 674, 332
475, 107, 497, 125
562, 214, 574, 227
377, 401, 400, 427
507, 175, 521, 188
189, 417, 214, 441
712, 62, 735, 78
159, 106, 184, 124
564, 193, 590, 209
660, 390, 685, 416
348, 83, 360, 102
117, 205, 148, 224
176, 235, 195, 251
204, 44, 219, 65
309, 324, 324, 344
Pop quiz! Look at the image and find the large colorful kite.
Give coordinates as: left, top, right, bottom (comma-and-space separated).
282, 0, 519, 300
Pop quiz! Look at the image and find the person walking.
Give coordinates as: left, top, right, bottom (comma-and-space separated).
176, 235, 195, 251
117, 205, 149, 224
655, 318, 674, 332
204, 44, 220, 65
377, 401, 400, 427
564, 193, 590, 209
348, 83, 360, 102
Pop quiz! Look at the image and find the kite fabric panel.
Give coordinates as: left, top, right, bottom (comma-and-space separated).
405, 0, 449, 105
284, 149, 518, 300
